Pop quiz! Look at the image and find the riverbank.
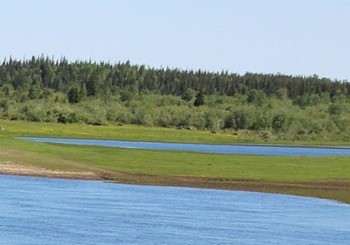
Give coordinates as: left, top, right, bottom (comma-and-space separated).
1, 120, 350, 204
1, 162, 349, 204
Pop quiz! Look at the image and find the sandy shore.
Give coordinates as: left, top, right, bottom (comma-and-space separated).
0, 161, 97, 180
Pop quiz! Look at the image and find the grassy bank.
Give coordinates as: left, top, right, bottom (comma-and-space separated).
1, 120, 350, 203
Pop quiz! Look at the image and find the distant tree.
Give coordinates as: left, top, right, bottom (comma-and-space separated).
28, 86, 40, 100
86, 72, 100, 97
79, 83, 87, 100
194, 91, 205, 107
293, 95, 308, 109
67, 87, 80, 104
330, 89, 346, 103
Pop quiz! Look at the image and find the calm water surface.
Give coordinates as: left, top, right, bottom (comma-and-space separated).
20, 137, 350, 156
0, 175, 349, 245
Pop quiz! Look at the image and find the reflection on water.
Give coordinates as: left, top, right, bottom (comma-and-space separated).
0, 175, 349, 244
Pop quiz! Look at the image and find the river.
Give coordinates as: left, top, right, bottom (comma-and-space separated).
0, 175, 349, 244
19, 137, 350, 156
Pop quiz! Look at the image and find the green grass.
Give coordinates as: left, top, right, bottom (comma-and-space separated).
1, 119, 350, 203
2, 120, 350, 146
0, 120, 239, 144
3, 136, 350, 181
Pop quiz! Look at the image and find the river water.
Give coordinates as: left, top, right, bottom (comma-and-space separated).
0, 175, 349, 245
19, 137, 350, 156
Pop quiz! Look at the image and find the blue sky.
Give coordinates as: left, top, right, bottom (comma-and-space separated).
1, 0, 349, 80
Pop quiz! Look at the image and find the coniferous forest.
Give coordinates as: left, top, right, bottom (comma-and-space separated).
0, 56, 350, 141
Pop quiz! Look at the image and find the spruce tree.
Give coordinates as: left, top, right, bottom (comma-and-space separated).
67, 87, 80, 104
194, 91, 205, 107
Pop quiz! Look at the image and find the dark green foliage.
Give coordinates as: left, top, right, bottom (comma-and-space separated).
225, 109, 251, 130
67, 87, 80, 104
79, 83, 87, 100
181, 88, 196, 101
41, 88, 53, 99
194, 91, 205, 107
57, 113, 67, 124
2, 84, 13, 96
275, 88, 287, 99
28, 86, 41, 100
120, 90, 135, 102
330, 89, 346, 103
86, 77, 97, 97
251, 111, 271, 130
247, 89, 268, 106
272, 114, 287, 132
0, 98, 9, 111
0, 57, 348, 100
328, 104, 343, 115
293, 96, 308, 109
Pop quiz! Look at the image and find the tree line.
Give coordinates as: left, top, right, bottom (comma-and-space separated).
0, 56, 349, 100
0, 56, 349, 142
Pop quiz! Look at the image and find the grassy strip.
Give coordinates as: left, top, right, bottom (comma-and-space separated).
0, 120, 238, 144
1, 119, 350, 203
2, 120, 350, 146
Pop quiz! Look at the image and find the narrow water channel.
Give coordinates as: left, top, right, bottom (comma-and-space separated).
20, 137, 350, 156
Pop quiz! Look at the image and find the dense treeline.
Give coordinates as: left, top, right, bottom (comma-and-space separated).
0, 56, 350, 141
0, 56, 349, 99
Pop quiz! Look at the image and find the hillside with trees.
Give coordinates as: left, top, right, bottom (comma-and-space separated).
0, 56, 349, 142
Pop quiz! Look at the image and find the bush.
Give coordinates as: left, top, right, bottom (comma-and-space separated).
132, 109, 154, 126
181, 88, 196, 101
20, 104, 46, 122
247, 89, 268, 106
57, 113, 67, 124
272, 114, 287, 132
224, 109, 253, 130
250, 111, 271, 130
79, 102, 107, 125
328, 104, 343, 115
0, 98, 9, 111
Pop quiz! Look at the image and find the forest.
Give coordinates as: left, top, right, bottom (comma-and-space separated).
0, 56, 349, 142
